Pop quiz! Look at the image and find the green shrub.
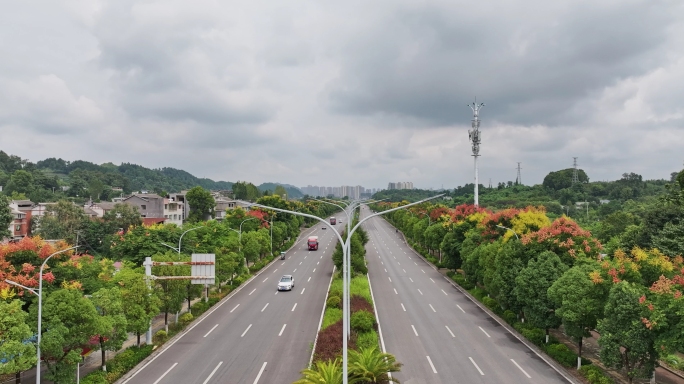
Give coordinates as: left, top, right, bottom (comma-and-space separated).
326, 295, 341, 309
180, 312, 194, 326
513, 321, 534, 333
153, 330, 168, 345
482, 296, 499, 312
104, 345, 154, 382
545, 343, 577, 368
191, 301, 209, 316
356, 330, 379, 350
503, 310, 517, 325
80, 371, 108, 384
350, 310, 375, 333
469, 287, 487, 302
521, 328, 545, 346
208, 296, 220, 307
579, 365, 612, 384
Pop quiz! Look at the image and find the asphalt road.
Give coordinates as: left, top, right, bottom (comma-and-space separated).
361, 206, 575, 384
120, 221, 339, 384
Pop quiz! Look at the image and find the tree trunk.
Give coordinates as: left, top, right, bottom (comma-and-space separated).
100, 336, 107, 371
545, 328, 549, 344
137, 332, 141, 347
15, 372, 20, 384
577, 337, 583, 369
187, 284, 191, 311
165, 311, 169, 333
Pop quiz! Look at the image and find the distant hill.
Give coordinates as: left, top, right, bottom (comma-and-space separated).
257, 182, 303, 198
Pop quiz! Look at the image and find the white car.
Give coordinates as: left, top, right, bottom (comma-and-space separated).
278, 275, 295, 291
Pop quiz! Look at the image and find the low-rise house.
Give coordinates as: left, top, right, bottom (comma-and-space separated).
31, 202, 57, 219
88, 201, 118, 218
164, 197, 184, 226
8, 209, 29, 240
122, 193, 164, 218
214, 199, 239, 220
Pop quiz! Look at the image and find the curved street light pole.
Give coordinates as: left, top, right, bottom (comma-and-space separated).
161, 226, 201, 257
496, 224, 519, 240
4, 246, 79, 384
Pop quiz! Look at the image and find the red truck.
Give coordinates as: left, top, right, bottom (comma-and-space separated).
307, 236, 319, 251
330, 217, 336, 225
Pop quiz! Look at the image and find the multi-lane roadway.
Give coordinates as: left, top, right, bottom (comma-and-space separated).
120, 221, 339, 384
361, 205, 576, 384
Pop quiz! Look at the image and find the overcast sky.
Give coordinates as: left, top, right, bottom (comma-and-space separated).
1, 0, 683, 190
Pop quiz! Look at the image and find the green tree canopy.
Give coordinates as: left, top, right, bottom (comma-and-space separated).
0, 299, 36, 379
514, 251, 568, 341
186, 186, 215, 222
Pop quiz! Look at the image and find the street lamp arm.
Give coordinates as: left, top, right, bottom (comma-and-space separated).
160, 242, 179, 252
178, 226, 202, 254
3, 279, 38, 296
496, 224, 520, 240
348, 194, 445, 239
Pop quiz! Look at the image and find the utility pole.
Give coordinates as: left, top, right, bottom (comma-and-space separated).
572, 157, 579, 184
516, 162, 522, 185
468, 99, 484, 206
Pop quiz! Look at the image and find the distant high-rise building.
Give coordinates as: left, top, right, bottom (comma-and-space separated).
387, 182, 413, 190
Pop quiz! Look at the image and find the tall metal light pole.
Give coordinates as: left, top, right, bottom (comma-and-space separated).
4, 246, 78, 384
496, 224, 519, 240
468, 100, 484, 207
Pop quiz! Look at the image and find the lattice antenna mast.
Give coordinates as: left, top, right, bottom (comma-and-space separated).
516, 162, 522, 185
468, 99, 485, 206
572, 157, 579, 184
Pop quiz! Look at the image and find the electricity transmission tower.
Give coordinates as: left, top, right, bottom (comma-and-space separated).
516, 162, 522, 185
572, 157, 579, 184
468, 99, 484, 206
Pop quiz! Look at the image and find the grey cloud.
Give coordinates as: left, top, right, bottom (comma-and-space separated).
325, 1, 676, 127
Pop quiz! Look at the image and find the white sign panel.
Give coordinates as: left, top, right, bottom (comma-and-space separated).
191, 253, 216, 285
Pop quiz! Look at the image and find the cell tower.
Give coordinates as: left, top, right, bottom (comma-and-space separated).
516, 162, 522, 185
572, 157, 579, 184
468, 99, 484, 206
489, 178, 492, 189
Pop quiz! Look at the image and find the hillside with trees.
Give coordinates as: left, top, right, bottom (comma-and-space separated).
0, 150, 304, 204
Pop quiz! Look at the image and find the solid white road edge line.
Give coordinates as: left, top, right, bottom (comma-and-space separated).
203, 324, 219, 338
511, 359, 532, 378
202, 361, 223, 384
252, 362, 267, 384
152, 363, 178, 384
469, 357, 485, 375
367, 273, 392, 380
241, 324, 252, 337
426, 356, 438, 374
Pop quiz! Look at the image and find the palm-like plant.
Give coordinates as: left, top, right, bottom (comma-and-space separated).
295, 358, 346, 384
348, 346, 402, 384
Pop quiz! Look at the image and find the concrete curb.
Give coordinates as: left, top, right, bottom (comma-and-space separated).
308, 265, 336, 368
382, 217, 581, 384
